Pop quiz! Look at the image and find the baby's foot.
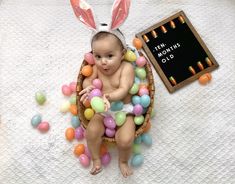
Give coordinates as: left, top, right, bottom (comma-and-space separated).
90, 159, 102, 175
119, 161, 133, 178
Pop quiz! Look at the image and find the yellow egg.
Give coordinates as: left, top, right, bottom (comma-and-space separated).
124, 50, 137, 62
84, 108, 94, 120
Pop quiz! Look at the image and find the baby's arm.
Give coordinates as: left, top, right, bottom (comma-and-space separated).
106, 63, 134, 102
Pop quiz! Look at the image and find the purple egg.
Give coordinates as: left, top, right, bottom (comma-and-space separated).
92, 79, 103, 89
104, 116, 116, 129
75, 127, 84, 140
101, 152, 111, 166
133, 104, 143, 116
105, 128, 116, 138
88, 89, 102, 101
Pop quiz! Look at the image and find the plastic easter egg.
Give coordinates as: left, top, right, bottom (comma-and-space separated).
199, 73, 212, 85
83, 99, 91, 108
133, 104, 143, 116
84, 52, 95, 65
70, 104, 78, 115
129, 83, 139, 95
104, 116, 116, 129
62, 85, 72, 96
81, 65, 93, 77
75, 127, 84, 140
37, 121, 50, 132
65, 127, 75, 141
124, 50, 137, 62
141, 133, 152, 146
134, 115, 144, 125
69, 94, 77, 105
31, 114, 42, 128
84, 108, 94, 120
132, 95, 141, 105
101, 152, 111, 166
100, 144, 108, 156
136, 56, 147, 67
134, 77, 141, 84
105, 128, 116, 138
79, 154, 90, 167
133, 38, 143, 50
131, 154, 144, 167
84, 146, 91, 159
110, 101, 124, 111
74, 144, 85, 156
134, 136, 142, 144
138, 87, 149, 96
69, 82, 76, 93
71, 116, 80, 128
60, 101, 70, 113
135, 67, 146, 80
88, 89, 102, 101
91, 97, 105, 113
92, 78, 103, 89
35, 91, 46, 105
115, 112, 126, 126
133, 144, 141, 154
140, 95, 151, 108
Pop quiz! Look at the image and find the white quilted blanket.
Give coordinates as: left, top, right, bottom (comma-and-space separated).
0, 0, 234, 183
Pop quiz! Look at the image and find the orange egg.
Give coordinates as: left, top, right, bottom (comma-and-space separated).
143, 121, 151, 133
81, 65, 93, 77
199, 73, 212, 85
65, 127, 75, 141
70, 104, 78, 115
100, 143, 108, 156
83, 99, 91, 108
205, 73, 212, 80
74, 144, 85, 156
133, 38, 143, 50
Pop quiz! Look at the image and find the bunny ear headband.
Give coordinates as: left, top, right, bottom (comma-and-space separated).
70, 0, 131, 48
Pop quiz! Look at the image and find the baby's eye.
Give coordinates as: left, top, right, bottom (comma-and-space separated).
95, 55, 101, 59
108, 54, 113, 58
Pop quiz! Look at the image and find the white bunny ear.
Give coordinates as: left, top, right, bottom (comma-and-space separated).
70, 0, 97, 30
110, 0, 131, 30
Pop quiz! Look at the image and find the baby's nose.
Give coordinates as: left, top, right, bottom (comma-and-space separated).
101, 57, 107, 64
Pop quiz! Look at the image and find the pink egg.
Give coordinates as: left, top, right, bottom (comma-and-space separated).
104, 116, 116, 129
88, 88, 102, 101
133, 104, 143, 116
92, 79, 103, 89
136, 56, 147, 67
105, 128, 116, 138
84, 146, 91, 159
75, 127, 84, 140
62, 84, 72, 96
37, 121, 50, 132
84, 52, 95, 65
101, 152, 111, 166
138, 87, 149, 96
69, 82, 76, 93
79, 154, 90, 167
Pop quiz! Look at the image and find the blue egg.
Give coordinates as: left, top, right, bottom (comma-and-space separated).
131, 154, 144, 167
134, 136, 142, 144
31, 114, 42, 127
71, 116, 80, 128
141, 133, 152, 146
111, 101, 124, 111
132, 95, 141, 105
134, 77, 141, 84
140, 95, 150, 108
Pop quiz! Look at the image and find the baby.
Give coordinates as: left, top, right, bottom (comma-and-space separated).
79, 30, 135, 177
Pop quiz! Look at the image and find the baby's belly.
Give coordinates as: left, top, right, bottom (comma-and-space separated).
103, 88, 132, 104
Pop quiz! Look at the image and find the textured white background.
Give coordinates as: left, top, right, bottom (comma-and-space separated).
0, 0, 234, 184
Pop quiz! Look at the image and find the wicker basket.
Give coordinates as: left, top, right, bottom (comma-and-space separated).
76, 52, 155, 143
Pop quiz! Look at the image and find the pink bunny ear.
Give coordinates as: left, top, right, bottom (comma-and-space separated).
110, 0, 131, 30
70, 0, 97, 30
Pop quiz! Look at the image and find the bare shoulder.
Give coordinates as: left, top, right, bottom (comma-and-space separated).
121, 62, 134, 72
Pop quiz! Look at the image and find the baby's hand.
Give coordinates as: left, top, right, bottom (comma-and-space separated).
103, 94, 111, 112
79, 85, 94, 103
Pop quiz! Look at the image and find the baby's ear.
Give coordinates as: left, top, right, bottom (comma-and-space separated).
70, 0, 97, 30
121, 48, 126, 60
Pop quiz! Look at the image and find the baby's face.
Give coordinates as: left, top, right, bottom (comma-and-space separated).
92, 35, 124, 76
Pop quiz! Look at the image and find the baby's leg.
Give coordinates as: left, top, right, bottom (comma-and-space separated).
115, 115, 135, 178
86, 113, 105, 175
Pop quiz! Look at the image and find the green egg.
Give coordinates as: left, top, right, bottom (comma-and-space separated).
115, 111, 126, 126
91, 97, 105, 113
129, 83, 139, 95
133, 144, 141, 154
134, 115, 144, 125
135, 67, 146, 80
35, 91, 46, 105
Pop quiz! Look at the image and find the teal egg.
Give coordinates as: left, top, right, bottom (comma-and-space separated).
35, 91, 46, 105
132, 95, 141, 105
129, 83, 139, 95
133, 144, 141, 154
141, 133, 152, 146
131, 154, 144, 167
115, 111, 126, 126
134, 115, 144, 125
71, 116, 80, 128
135, 67, 146, 80
134, 136, 142, 144
140, 95, 150, 108
91, 97, 105, 113
69, 94, 77, 105
111, 101, 124, 111
134, 77, 141, 84
31, 114, 42, 127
